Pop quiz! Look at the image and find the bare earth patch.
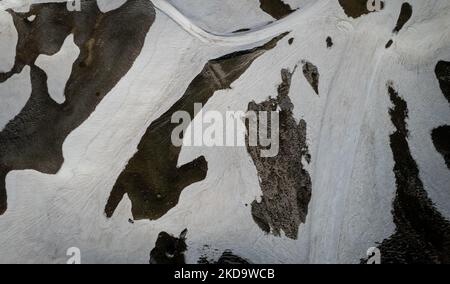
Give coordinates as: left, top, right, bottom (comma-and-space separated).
247, 68, 312, 240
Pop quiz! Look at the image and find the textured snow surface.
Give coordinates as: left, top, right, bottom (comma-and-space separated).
0, 10, 16, 72
0, 66, 31, 130
0, 0, 449, 263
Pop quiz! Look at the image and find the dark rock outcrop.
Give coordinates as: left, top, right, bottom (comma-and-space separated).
247, 68, 312, 239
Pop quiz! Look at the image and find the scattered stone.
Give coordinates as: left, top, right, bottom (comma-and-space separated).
259, 0, 295, 20
393, 3, 413, 33
326, 36, 333, 48
302, 60, 320, 95
435, 61, 450, 104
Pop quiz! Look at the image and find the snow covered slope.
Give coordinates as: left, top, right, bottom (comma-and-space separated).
0, 0, 449, 264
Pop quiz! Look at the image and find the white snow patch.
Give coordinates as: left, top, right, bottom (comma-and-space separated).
35, 34, 79, 104
0, 66, 31, 130
27, 14, 36, 22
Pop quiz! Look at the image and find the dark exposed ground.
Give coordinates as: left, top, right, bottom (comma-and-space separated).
385, 39, 393, 49
216, 250, 250, 264
198, 249, 249, 264
393, 3, 413, 33
247, 69, 312, 240
301, 60, 320, 95
366, 83, 450, 264
259, 0, 295, 20
432, 60, 450, 170
384, 3, 413, 50
435, 61, 450, 104
149, 229, 187, 264
104, 34, 288, 220
338, 0, 384, 18
432, 126, 450, 169
326, 36, 333, 48
0, 0, 155, 215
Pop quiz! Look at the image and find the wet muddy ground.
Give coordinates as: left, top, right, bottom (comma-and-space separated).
0, 0, 154, 215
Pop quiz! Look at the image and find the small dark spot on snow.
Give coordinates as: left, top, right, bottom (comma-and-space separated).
386, 39, 393, 49
435, 61, 450, 104
259, 0, 295, 20
150, 229, 187, 264
326, 36, 333, 48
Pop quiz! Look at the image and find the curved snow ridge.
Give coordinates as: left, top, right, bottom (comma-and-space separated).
152, 0, 330, 46
1, 0, 330, 46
